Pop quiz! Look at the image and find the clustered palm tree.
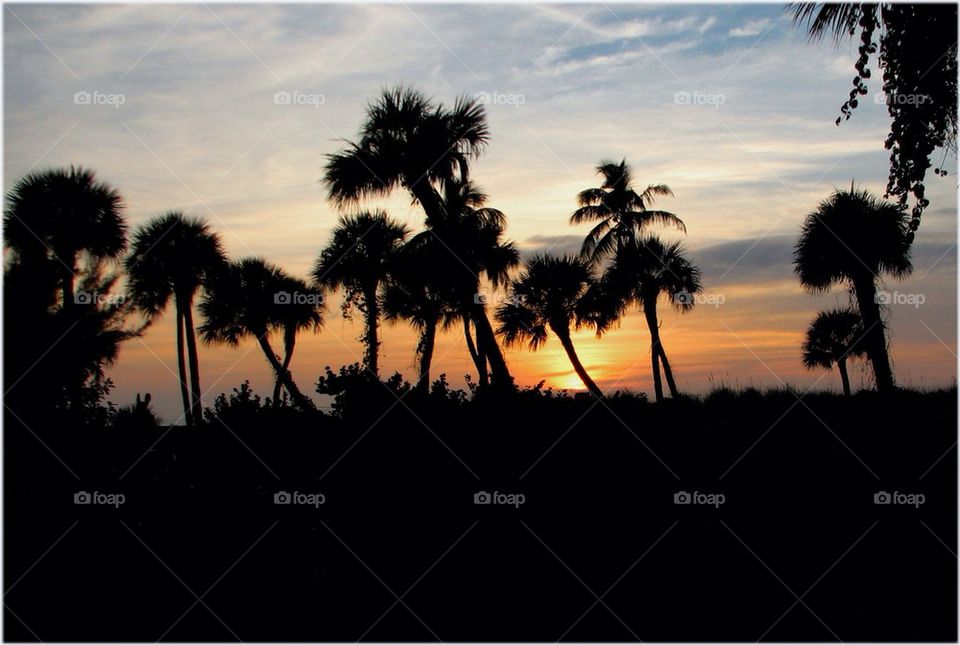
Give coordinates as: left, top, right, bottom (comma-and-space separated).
795, 186, 913, 393
5, 86, 924, 421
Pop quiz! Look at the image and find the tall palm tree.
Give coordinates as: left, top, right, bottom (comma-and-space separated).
570, 160, 685, 265
4, 166, 126, 308
313, 211, 408, 376
272, 275, 324, 403
794, 187, 912, 393
126, 213, 226, 425
495, 254, 604, 398
324, 86, 516, 392
802, 308, 867, 396
603, 237, 702, 403
382, 242, 459, 393
199, 258, 316, 410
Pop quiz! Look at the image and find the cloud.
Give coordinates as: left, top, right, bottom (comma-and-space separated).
728, 18, 772, 37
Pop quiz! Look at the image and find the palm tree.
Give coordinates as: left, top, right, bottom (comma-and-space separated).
4, 166, 126, 308
382, 242, 459, 393
126, 213, 226, 425
324, 86, 516, 392
802, 308, 867, 396
570, 160, 685, 265
272, 275, 324, 403
495, 254, 604, 398
313, 211, 408, 376
794, 187, 912, 393
199, 258, 316, 410
603, 237, 702, 403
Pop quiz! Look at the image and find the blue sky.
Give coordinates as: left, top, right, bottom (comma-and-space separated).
4, 3, 956, 420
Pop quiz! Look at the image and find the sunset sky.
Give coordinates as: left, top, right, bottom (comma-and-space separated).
5, 3, 957, 420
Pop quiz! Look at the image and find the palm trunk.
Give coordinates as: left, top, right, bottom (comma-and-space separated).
273, 328, 296, 403
181, 294, 203, 423
658, 344, 680, 398
463, 316, 488, 387
555, 327, 604, 398
642, 297, 665, 403
60, 250, 77, 310
416, 319, 437, 393
471, 303, 512, 391
256, 332, 313, 410
363, 286, 380, 376
852, 276, 895, 393
175, 305, 193, 426
837, 358, 852, 397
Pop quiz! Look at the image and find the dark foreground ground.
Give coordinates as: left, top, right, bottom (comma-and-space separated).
5, 385, 957, 641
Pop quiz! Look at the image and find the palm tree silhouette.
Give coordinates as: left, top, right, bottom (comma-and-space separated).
417, 178, 519, 390
603, 237, 701, 403
126, 212, 226, 425
199, 258, 317, 410
4, 167, 126, 308
495, 254, 604, 398
794, 186, 912, 393
382, 241, 459, 393
271, 274, 324, 403
313, 211, 408, 376
570, 160, 685, 265
324, 86, 516, 392
802, 308, 867, 396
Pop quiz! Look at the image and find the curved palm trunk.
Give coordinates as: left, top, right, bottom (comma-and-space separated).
363, 286, 380, 376
837, 357, 852, 397
181, 295, 203, 423
852, 276, 895, 393
463, 317, 488, 387
554, 327, 604, 398
174, 305, 193, 426
255, 331, 313, 410
416, 319, 438, 393
642, 297, 665, 403
658, 345, 680, 398
273, 327, 296, 403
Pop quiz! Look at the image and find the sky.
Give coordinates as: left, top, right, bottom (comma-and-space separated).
4, 3, 957, 421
